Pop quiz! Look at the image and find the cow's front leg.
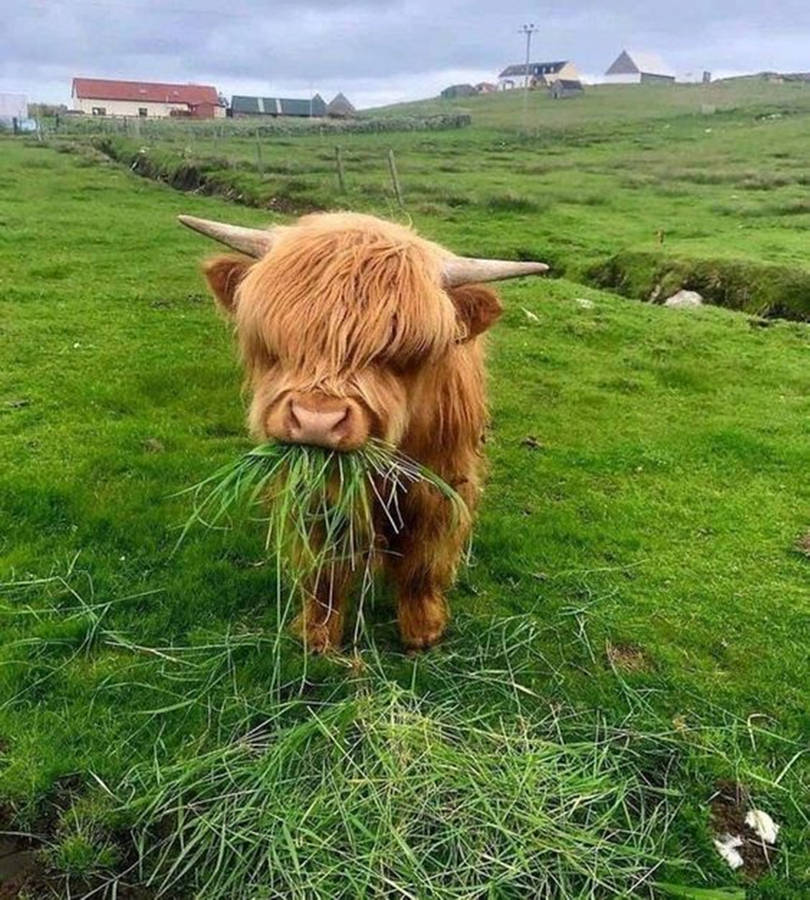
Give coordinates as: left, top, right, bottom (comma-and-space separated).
396, 581, 449, 650
388, 488, 470, 650
291, 566, 351, 653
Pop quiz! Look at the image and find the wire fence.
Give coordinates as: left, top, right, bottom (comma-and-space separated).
24, 112, 472, 141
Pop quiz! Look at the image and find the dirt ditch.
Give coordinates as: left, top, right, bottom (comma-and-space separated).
0, 835, 40, 898
588, 250, 810, 322
0, 799, 152, 898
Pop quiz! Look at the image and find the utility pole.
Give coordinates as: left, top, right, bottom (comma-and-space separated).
519, 23, 538, 128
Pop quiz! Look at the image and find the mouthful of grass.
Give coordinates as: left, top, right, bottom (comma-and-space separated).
178, 439, 467, 586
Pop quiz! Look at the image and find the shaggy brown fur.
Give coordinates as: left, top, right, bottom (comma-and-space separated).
203, 212, 502, 651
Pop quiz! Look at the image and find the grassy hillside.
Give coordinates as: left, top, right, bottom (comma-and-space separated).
365, 79, 810, 129
1, 107, 808, 897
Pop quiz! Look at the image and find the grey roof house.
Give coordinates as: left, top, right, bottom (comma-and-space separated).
549, 79, 584, 99
440, 83, 477, 99
231, 94, 328, 117
327, 93, 356, 117
498, 60, 580, 89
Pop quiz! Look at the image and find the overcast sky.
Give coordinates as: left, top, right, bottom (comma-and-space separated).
3, 0, 810, 109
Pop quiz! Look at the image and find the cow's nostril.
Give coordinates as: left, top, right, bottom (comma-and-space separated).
331, 408, 349, 433
287, 402, 302, 433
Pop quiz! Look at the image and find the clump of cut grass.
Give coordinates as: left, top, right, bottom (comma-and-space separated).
178, 439, 467, 584
485, 190, 541, 213
111, 676, 676, 899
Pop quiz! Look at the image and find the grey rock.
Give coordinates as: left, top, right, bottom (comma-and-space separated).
664, 289, 703, 308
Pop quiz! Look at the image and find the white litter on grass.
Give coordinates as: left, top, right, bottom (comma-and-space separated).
522, 307, 540, 322
714, 833, 745, 869
746, 809, 780, 844
575, 298, 595, 309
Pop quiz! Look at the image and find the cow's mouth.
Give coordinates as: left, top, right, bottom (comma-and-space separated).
180, 439, 468, 573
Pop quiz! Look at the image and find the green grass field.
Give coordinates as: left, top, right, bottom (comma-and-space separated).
58, 80, 810, 320
1, 81, 809, 896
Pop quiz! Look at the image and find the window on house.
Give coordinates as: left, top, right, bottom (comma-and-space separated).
92, 107, 106, 116
138, 108, 147, 117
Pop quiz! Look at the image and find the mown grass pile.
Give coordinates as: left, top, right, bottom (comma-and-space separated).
108, 645, 678, 899
0, 577, 758, 899
179, 439, 466, 598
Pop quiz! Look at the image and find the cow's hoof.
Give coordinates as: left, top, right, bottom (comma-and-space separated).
398, 594, 448, 651
402, 626, 446, 652
291, 614, 341, 654
305, 624, 334, 654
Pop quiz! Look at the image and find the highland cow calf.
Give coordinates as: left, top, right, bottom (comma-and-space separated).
181, 212, 546, 651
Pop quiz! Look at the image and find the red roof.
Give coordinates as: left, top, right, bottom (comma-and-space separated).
72, 78, 219, 107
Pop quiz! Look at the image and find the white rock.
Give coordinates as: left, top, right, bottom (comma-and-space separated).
713, 834, 745, 869
745, 809, 780, 844
575, 298, 595, 309
664, 289, 704, 309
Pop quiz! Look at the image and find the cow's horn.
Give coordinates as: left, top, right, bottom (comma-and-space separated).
442, 257, 548, 287
177, 215, 275, 258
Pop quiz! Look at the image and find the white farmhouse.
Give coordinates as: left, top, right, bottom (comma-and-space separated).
604, 50, 675, 84
71, 78, 225, 118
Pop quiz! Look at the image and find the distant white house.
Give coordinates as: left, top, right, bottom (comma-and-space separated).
604, 50, 675, 84
0, 93, 27, 124
498, 60, 580, 90
71, 78, 225, 118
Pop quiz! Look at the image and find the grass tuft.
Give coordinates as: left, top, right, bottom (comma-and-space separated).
178, 439, 467, 588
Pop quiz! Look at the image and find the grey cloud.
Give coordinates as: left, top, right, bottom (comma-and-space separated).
4, 0, 810, 107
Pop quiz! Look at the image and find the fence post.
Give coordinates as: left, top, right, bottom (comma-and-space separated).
387, 148, 404, 207
334, 145, 346, 193
256, 128, 264, 174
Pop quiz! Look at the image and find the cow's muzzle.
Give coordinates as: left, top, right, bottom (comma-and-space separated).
266, 392, 369, 451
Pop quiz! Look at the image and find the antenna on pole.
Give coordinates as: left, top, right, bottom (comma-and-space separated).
519, 23, 539, 129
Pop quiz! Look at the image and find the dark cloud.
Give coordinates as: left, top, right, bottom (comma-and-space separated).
4, 0, 810, 108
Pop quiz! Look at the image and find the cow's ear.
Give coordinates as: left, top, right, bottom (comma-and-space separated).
446, 284, 503, 342
203, 255, 253, 315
